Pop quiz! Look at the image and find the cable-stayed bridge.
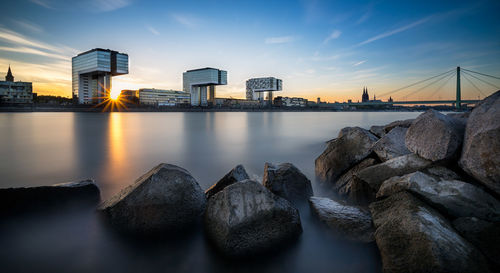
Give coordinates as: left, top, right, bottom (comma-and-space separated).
347, 67, 500, 109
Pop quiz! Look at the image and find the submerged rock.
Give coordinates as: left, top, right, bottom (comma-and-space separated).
98, 164, 206, 233
460, 90, 500, 196
405, 109, 466, 162
263, 162, 313, 205
372, 126, 411, 161
0, 179, 100, 216
204, 180, 302, 256
383, 118, 414, 133
377, 172, 500, 222
315, 127, 378, 184
370, 192, 489, 273
205, 164, 249, 199
309, 197, 374, 242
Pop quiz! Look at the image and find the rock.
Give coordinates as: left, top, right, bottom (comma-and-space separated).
98, 164, 206, 233
315, 127, 378, 184
460, 90, 500, 196
422, 166, 461, 181
370, 192, 490, 273
377, 172, 500, 221
335, 158, 377, 198
205, 164, 249, 199
383, 118, 414, 133
263, 162, 313, 205
356, 153, 432, 192
369, 125, 385, 138
453, 217, 500, 267
372, 126, 411, 161
405, 109, 466, 162
309, 197, 374, 242
205, 179, 302, 256
447, 112, 470, 124
0, 179, 100, 216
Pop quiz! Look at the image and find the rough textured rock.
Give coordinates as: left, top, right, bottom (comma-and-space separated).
309, 197, 374, 242
335, 158, 377, 198
205, 180, 302, 256
369, 125, 385, 138
205, 164, 249, 199
0, 179, 100, 216
370, 192, 490, 273
98, 164, 206, 233
263, 162, 313, 205
356, 153, 432, 192
372, 126, 411, 161
459, 90, 500, 196
422, 166, 461, 181
453, 217, 500, 268
405, 109, 466, 162
377, 172, 500, 221
383, 118, 414, 133
315, 127, 378, 184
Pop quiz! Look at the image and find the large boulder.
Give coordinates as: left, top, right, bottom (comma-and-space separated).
98, 164, 206, 233
205, 180, 302, 256
383, 118, 414, 133
369, 125, 385, 138
405, 109, 466, 162
453, 217, 500, 268
335, 158, 377, 198
377, 172, 500, 222
422, 166, 461, 181
372, 126, 411, 161
205, 164, 249, 199
0, 179, 100, 216
370, 192, 490, 273
309, 197, 374, 242
460, 90, 500, 196
315, 127, 378, 184
355, 153, 432, 192
263, 162, 313, 205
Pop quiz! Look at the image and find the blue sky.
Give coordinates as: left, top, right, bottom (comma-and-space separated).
0, 0, 499, 101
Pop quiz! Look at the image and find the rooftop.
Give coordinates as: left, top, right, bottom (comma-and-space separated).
185, 67, 224, 73
76, 48, 128, 57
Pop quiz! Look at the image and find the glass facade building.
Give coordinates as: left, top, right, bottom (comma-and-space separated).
138, 89, 190, 106
182, 68, 227, 106
72, 48, 128, 104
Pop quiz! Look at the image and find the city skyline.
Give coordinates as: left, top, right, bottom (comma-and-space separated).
0, 0, 499, 102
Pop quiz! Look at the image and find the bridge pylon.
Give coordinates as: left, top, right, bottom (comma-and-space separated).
456, 66, 461, 109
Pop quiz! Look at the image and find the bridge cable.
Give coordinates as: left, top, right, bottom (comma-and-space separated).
462, 68, 500, 81
462, 70, 500, 90
429, 72, 455, 100
400, 70, 455, 100
461, 73, 487, 98
378, 68, 455, 98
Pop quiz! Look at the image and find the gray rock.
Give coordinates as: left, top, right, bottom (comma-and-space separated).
370, 192, 490, 273
460, 90, 500, 196
0, 179, 100, 216
205, 164, 249, 199
205, 179, 302, 256
383, 118, 414, 133
335, 158, 377, 198
315, 127, 378, 184
98, 164, 206, 233
369, 125, 385, 138
356, 153, 432, 192
263, 162, 313, 205
309, 197, 374, 242
377, 172, 500, 222
372, 126, 411, 161
405, 109, 466, 161
453, 217, 500, 267
422, 166, 461, 181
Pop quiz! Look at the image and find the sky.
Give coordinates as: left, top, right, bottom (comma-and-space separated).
0, 0, 499, 102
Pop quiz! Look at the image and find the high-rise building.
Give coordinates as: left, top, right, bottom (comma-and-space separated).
182, 67, 227, 106
246, 77, 282, 104
0, 66, 33, 104
72, 48, 128, 104
138, 88, 190, 106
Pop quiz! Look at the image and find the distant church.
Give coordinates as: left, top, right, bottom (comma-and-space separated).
362, 87, 392, 103
0, 66, 33, 104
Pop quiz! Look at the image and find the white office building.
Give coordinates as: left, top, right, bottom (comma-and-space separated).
183, 67, 227, 106
138, 88, 190, 106
72, 48, 128, 104
246, 77, 282, 103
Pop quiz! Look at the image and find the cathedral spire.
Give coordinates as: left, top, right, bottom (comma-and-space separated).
5, 65, 14, 82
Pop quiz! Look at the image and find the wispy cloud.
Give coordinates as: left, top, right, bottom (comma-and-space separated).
29, 0, 55, 9
171, 13, 199, 29
0, 46, 68, 60
91, 0, 133, 12
146, 25, 160, 36
13, 19, 43, 33
323, 30, 341, 45
353, 60, 366, 66
357, 16, 432, 46
356, 11, 371, 25
265, 36, 296, 44
0, 27, 59, 52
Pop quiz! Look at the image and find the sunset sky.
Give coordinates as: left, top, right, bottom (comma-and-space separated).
0, 0, 499, 102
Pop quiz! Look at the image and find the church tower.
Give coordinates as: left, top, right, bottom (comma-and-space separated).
5, 65, 14, 82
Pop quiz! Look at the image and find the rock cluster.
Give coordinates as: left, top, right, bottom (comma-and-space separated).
314, 90, 500, 272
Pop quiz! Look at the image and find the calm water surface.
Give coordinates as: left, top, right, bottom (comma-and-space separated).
0, 112, 420, 273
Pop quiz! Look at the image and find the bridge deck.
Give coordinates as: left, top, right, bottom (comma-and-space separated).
346, 100, 479, 106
